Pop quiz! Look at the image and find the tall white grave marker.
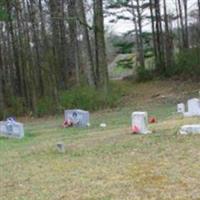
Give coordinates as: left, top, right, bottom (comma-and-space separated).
131, 112, 150, 134
184, 98, 200, 117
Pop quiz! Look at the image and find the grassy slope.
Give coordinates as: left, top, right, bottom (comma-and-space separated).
0, 80, 200, 200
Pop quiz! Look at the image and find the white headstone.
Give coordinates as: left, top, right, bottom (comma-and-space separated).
177, 103, 185, 113
0, 121, 24, 139
64, 109, 90, 127
100, 123, 107, 128
179, 124, 200, 135
184, 98, 200, 117
131, 112, 150, 134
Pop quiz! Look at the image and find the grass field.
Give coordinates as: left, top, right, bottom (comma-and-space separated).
0, 80, 200, 200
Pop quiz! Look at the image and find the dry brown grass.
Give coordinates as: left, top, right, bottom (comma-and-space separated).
1, 80, 200, 200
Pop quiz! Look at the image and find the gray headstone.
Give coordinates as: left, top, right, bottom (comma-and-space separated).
56, 142, 65, 153
64, 109, 90, 127
0, 121, 24, 139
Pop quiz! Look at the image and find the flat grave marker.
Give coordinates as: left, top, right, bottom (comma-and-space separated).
179, 124, 200, 135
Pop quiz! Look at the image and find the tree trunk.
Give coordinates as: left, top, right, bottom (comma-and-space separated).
183, 0, 189, 48
175, 0, 182, 48
77, 0, 96, 87
130, 0, 140, 69
163, 0, 174, 69
177, 0, 185, 48
6, 0, 22, 96
135, 0, 145, 69
94, 0, 109, 92
60, 0, 69, 88
27, 0, 44, 96
150, 0, 158, 66
155, 0, 166, 73
198, 0, 200, 22
48, 0, 60, 105
67, 0, 80, 85
0, 35, 4, 118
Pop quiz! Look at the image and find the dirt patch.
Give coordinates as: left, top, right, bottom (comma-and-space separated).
120, 80, 200, 106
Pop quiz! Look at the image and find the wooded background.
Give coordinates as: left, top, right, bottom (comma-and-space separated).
0, 0, 200, 117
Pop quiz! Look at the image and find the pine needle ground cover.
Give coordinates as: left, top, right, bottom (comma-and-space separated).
0, 80, 200, 200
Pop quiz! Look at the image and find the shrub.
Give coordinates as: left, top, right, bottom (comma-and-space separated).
60, 84, 122, 112
167, 48, 200, 78
136, 67, 154, 82
6, 97, 25, 117
36, 96, 56, 117
5, 83, 125, 117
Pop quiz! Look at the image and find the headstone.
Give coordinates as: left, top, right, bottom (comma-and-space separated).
64, 109, 89, 127
0, 120, 24, 139
177, 103, 185, 113
131, 112, 150, 134
184, 98, 200, 117
56, 142, 65, 153
100, 123, 107, 128
179, 124, 200, 135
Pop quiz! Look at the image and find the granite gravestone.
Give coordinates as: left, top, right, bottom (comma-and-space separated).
0, 119, 24, 139
64, 109, 89, 127
56, 142, 65, 153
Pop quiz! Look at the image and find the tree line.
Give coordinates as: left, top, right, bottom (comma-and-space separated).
0, 0, 108, 117
107, 0, 200, 75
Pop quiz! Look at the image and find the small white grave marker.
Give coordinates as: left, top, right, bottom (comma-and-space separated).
100, 123, 107, 128
64, 109, 90, 127
179, 124, 200, 135
0, 120, 24, 139
131, 112, 150, 134
177, 103, 185, 113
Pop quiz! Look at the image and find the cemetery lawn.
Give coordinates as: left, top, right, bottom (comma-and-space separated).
1, 80, 200, 200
